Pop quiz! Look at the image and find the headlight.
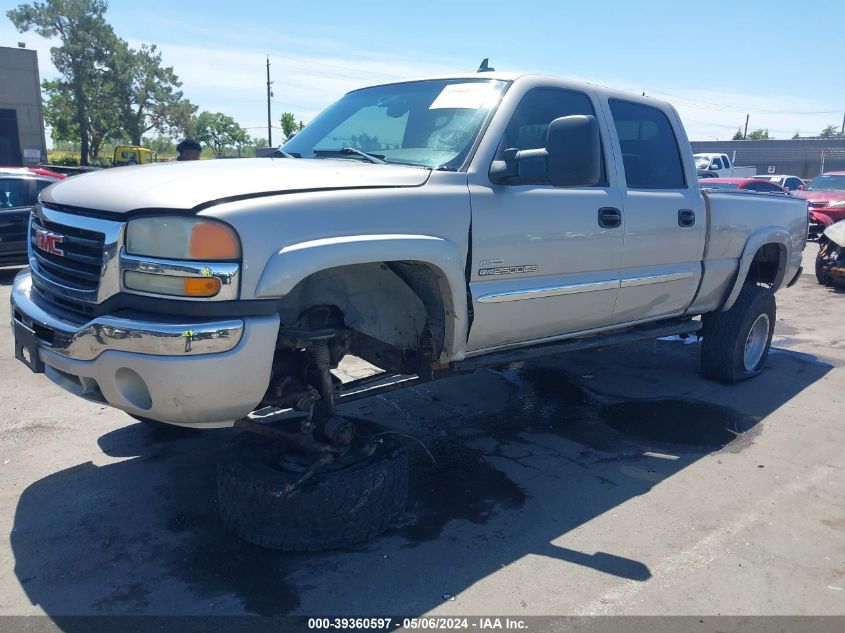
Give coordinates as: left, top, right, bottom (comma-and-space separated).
827, 201, 845, 209
125, 216, 240, 260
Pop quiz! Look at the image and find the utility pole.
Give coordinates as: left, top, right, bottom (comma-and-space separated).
266, 56, 273, 147
743, 113, 749, 140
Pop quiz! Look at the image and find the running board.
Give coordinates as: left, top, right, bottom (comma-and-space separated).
454, 319, 701, 371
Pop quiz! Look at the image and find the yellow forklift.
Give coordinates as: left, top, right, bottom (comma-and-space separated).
112, 146, 157, 167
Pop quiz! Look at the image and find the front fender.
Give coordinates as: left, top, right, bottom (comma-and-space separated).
254, 234, 468, 361
721, 228, 792, 311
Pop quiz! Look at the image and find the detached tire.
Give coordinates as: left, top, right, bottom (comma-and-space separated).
217, 432, 408, 551
815, 242, 836, 285
701, 284, 775, 383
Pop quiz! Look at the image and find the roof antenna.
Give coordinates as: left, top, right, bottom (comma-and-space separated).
477, 58, 494, 73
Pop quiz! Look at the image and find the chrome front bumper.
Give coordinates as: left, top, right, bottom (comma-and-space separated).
10, 269, 280, 426
11, 271, 243, 361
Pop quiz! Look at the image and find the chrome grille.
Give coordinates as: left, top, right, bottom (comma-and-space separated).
30, 217, 105, 291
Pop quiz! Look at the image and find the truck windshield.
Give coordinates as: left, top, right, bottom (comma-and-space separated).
282, 79, 508, 170
806, 175, 845, 191
694, 156, 711, 169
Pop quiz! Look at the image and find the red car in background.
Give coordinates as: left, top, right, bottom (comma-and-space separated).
792, 172, 845, 239
698, 177, 790, 194
0, 167, 67, 180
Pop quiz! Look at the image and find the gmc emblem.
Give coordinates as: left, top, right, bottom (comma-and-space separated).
33, 227, 64, 256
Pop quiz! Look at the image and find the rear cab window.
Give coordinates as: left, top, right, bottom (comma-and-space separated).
608, 99, 687, 190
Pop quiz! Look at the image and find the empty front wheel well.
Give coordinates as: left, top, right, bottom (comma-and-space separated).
275, 261, 454, 369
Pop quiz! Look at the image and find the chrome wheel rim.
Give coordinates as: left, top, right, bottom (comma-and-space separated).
743, 313, 770, 371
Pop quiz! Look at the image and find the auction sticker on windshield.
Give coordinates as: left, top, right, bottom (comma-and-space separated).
430, 83, 499, 109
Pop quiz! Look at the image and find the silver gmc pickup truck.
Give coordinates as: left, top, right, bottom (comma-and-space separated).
10, 72, 808, 550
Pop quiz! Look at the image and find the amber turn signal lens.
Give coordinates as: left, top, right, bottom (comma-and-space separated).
183, 277, 222, 297
188, 222, 240, 260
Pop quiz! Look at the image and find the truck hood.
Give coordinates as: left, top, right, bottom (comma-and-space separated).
41, 157, 431, 214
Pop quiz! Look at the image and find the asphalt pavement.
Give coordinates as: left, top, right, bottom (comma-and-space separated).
0, 246, 842, 622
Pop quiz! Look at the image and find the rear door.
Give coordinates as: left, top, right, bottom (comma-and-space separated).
606, 99, 706, 322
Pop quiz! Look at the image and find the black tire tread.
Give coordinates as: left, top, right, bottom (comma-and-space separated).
701, 284, 775, 383
217, 433, 408, 551
815, 249, 831, 286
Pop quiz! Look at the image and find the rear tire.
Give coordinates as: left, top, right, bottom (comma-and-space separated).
217, 430, 408, 551
701, 284, 775, 383
815, 251, 829, 285
815, 240, 836, 286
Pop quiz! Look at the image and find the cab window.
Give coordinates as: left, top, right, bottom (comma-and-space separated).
609, 99, 686, 189
498, 88, 607, 185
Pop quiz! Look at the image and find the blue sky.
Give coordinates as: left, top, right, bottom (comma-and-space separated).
3, 0, 844, 143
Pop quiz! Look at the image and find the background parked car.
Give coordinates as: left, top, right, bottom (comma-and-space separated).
750, 174, 805, 191
0, 172, 60, 266
693, 153, 757, 177
792, 172, 845, 239
698, 177, 789, 194
0, 166, 66, 180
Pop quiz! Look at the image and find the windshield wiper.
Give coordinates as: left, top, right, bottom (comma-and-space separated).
271, 148, 298, 158
313, 147, 386, 164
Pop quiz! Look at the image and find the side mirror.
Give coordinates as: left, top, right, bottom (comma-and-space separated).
545, 115, 600, 187
489, 114, 601, 187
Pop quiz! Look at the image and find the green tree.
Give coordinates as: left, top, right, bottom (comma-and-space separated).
819, 125, 843, 139
8, 0, 117, 165
280, 111, 297, 139
110, 40, 196, 145
732, 128, 744, 140
42, 76, 122, 160
747, 128, 771, 140
146, 136, 176, 155
192, 111, 247, 156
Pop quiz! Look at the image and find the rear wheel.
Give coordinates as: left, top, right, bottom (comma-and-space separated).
815, 240, 837, 285
701, 284, 775, 383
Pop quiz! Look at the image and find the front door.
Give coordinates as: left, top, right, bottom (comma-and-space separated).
467, 87, 624, 353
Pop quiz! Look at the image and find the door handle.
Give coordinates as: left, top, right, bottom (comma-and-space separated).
598, 207, 622, 229
678, 209, 695, 227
